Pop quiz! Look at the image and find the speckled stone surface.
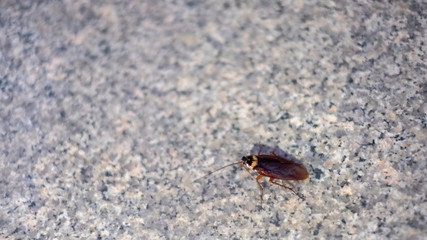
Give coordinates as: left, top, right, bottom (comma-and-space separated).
1, 0, 426, 239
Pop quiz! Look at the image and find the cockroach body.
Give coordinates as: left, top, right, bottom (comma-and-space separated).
196, 145, 309, 206
241, 151, 308, 204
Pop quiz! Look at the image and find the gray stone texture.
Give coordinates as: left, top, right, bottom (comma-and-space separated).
0, 0, 426, 239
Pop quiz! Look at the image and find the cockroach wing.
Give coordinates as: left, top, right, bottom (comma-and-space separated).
254, 155, 309, 180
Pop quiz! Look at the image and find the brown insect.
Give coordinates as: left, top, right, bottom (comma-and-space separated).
196, 144, 308, 206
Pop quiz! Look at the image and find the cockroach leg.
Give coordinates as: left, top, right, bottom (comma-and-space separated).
256, 175, 264, 206
269, 178, 305, 200
270, 151, 277, 157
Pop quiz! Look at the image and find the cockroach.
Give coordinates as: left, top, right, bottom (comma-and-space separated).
196, 145, 308, 206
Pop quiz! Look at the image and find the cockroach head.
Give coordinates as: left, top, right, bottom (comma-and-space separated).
241, 155, 258, 169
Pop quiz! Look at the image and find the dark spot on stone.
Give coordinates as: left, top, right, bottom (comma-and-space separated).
100, 185, 108, 193
314, 223, 322, 235
102, 46, 110, 55
310, 145, 316, 155
313, 168, 323, 179
11, 228, 20, 235
341, 181, 350, 187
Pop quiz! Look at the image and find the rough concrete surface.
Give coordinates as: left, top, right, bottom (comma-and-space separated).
0, 0, 426, 239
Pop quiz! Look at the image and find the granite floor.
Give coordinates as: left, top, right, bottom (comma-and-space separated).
1, 0, 426, 239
